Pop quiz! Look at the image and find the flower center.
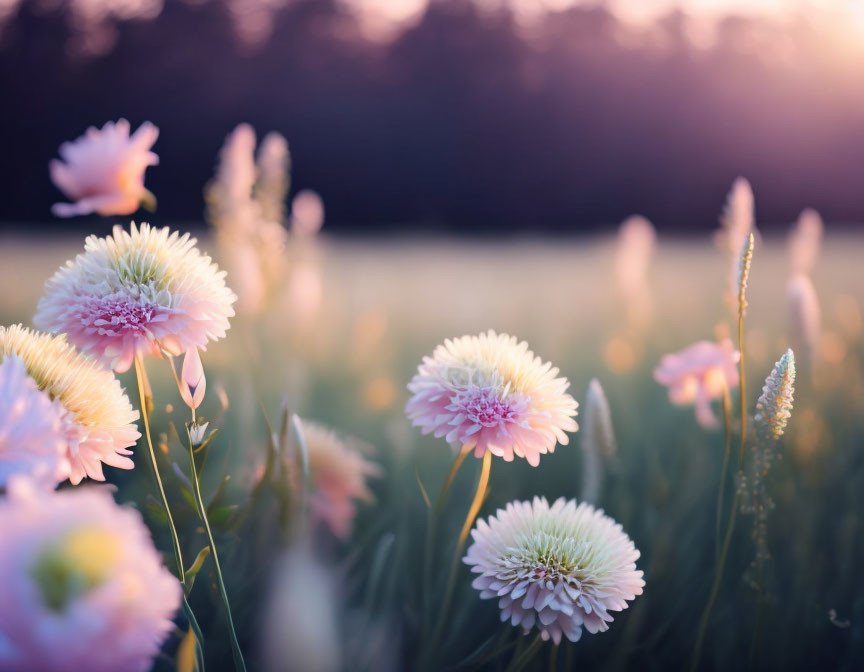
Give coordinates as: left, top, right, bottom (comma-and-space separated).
87, 296, 160, 335
452, 387, 519, 427
31, 527, 121, 612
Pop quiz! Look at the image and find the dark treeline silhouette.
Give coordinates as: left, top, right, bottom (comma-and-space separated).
1, 0, 863, 233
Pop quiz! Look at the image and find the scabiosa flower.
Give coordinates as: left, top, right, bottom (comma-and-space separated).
34, 222, 237, 373
0, 355, 70, 488
0, 481, 181, 672
653, 338, 740, 429
50, 119, 159, 218
301, 420, 381, 539
0, 325, 140, 484
406, 331, 578, 467
465, 497, 644, 645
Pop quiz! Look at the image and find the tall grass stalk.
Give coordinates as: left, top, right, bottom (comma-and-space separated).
691, 232, 753, 670
715, 383, 732, 563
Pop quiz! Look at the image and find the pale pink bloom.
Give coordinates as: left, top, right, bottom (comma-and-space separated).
654, 339, 740, 428
0, 480, 181, 672
178, 347, 206, 410
406, 331, 578, 466
0, 325, 140, 484
301, 420, 381, 539
255, 132, 291, 225
35, 222, 237, 373
50, 119, 159, 218
465, 497, 644, 645
291, 189, 325, 237
0, 355, 70, 489
614, 215, 655, 301
788, 208, 823, 276
206, 124, 289, 315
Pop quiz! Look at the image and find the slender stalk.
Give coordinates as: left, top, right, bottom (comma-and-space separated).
548, 643, 559, 672
715, 383, 732, 563
184, 423, 246, 672
691, 487, 740, 671
135, 356, 206, 669
422, 447, 471, 628
505, 634, 544, 672
134, 355, 185, 580
738, 312, 747, 465
428, 451, 492, 654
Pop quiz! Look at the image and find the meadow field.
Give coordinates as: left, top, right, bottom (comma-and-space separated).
1, 228, 862, 670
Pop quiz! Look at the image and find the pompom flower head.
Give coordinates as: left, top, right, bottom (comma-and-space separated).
465, 497, 644, 644
0, 325, 140, 484
0, 355, 70, 488
50, 119, 159, 218
654, 338, 740, 429
35, 222, 237, 373
301, 420, 381, 539
0, 481, 181, 672
406, 331, 578, 466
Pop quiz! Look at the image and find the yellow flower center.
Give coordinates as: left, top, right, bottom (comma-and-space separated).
31, 527, 121, 612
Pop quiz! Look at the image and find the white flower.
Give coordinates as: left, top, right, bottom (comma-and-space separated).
35, 222, 237, 373
406, 331, 578, 467
465, 497, 644, 644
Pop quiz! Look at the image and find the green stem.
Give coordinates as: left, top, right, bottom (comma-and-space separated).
185, 424, 246, 672
421, 447, 471, 632
135, 356, 206, 669
738, 310, 747, 465
690, 488, 741, 672
428, 451, 492, 656
715, 384, 733, 564
134, 355, 185, 581
506, 634, 544, 672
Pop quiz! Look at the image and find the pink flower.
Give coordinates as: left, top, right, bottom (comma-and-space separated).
0, 355, 70, 489
300, 420, 381, 539
35, 222, 237, 373
0, 481, 181, 672
406, 331, 578, 466
50, 119, 159, 218
178, 347, 206, 410
653, 339, 740, 428
0, 326, 140, 485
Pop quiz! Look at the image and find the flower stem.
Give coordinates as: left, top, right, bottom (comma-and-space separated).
422, 446, 470, 630
738, 307, 747, 465
690, 486, 740, 672
506, 634, 544, 672
715, 383, 732, 564
134, 355, 185, 581
428, 451, 492, 655
184, 424, 246, 672
135, 356, 207, 669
